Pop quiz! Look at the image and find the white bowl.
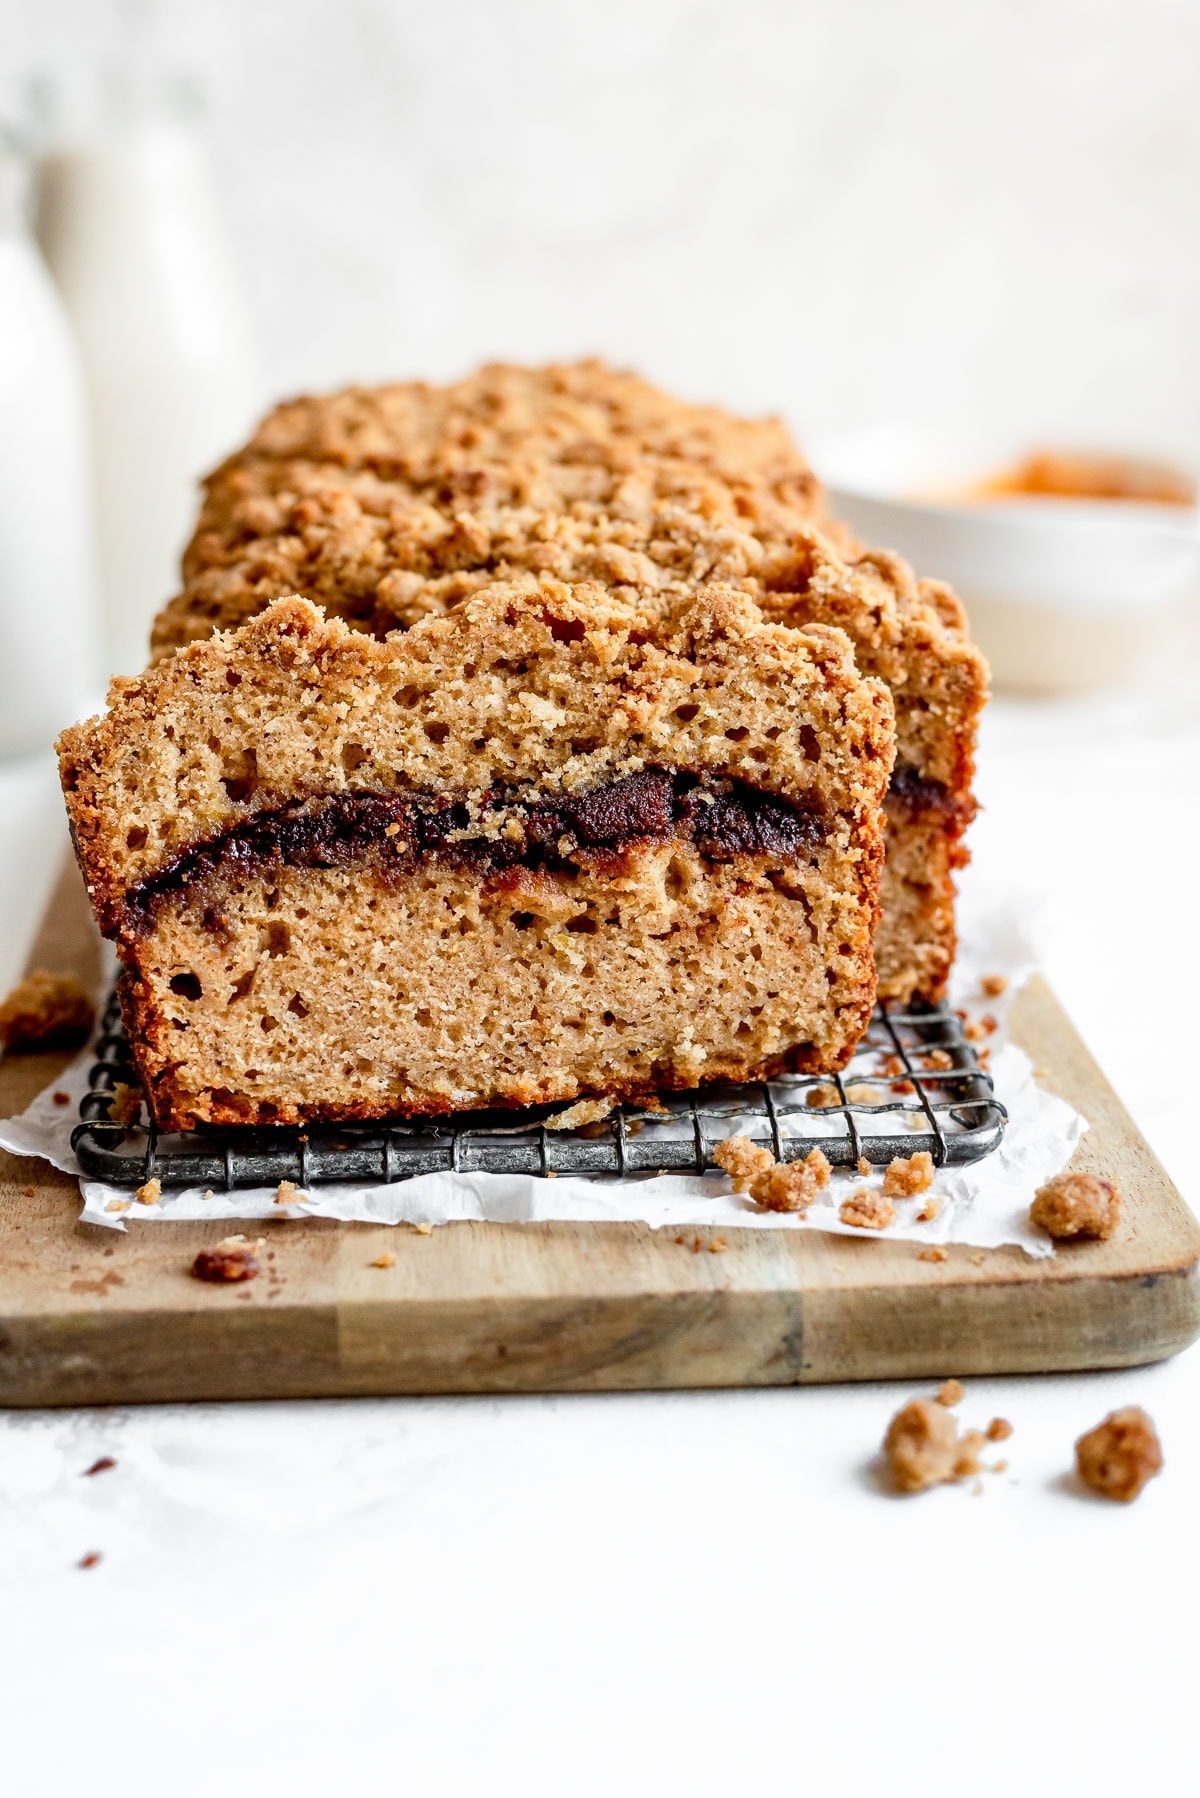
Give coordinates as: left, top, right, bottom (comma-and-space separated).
810, 425, 1200, 694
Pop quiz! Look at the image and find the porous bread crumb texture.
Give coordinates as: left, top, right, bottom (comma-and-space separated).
65, 584, 893, 1129
0, 969, 94, 1052
882, 1150, 935, 1198
883, 1398, 986, 1494
713, 1136, 831, 1210
839, 1189, 895, 1230
146, 360, 986, 1004
713, 1135, 775, 1192
1075, 1407, 1162, 1503
1030, 1171, 1122, 1241
62, 582, 889, 930
747, 1149, 831, 1214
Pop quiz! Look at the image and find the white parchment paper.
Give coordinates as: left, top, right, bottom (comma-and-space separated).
0, 892, 1085, 1255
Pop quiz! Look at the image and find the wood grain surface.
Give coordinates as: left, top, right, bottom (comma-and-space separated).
1, 861, 1197, 1406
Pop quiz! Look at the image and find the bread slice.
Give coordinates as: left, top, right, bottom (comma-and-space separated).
146, 361, 983, 1003
757, 535, 986, 1002
60, 580, 894, 1130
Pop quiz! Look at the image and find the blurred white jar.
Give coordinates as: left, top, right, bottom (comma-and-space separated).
0, 142, 100, 759
36, 95, 259, 675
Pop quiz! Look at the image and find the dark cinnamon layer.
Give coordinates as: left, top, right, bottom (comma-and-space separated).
125, 768, 827, 932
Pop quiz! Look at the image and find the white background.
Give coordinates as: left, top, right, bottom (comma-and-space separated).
3, 0, 1200, 463
2, 3, 1199, 1794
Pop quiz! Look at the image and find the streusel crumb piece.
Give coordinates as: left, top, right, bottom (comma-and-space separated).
0, 969, 94, 1052
135, 1178, 162, 1206
882, 1151, 935, 1198
806, 1085, 840, 1110
918, 1246, 948, 1263
1030, 1171, 1121, 1241
750, 1148, 832, 1214
1075, 1407, 1162, 1502
884, 1399, 960, 1493
981, 974, 1007, 997
371, 1251, 397, 1268
839, 1189, 895, 1230
713, 1135, 776, 1193
109, 1081, 143, 1126
987, 1417, 1013, 1442
937, 1379, 964, 1407
883, 1396, 990, 1493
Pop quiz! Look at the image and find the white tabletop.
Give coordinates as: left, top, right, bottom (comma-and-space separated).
3, 621, 1198, 1798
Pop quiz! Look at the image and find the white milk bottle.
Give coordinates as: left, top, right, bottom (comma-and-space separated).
36, 90, 260, 675
0, 139, 100, 759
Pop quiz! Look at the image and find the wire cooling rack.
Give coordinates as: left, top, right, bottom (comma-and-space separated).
70, 987, 1007, 1190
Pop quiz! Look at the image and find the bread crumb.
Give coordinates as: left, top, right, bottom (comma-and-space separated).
845, 1082, 882, 1103
916, 1196, 941, 1223
884, 1399, 984, 1493
545, 1096, 614, 1130
135, 1177, 161, 1206
990, 1459, 1008, 1474
713, 1134, 775, 1192
881, 1054, 906, 1078
53, 1090, 70, 1106
708, 1236, 728, 1253
986, 1417, 1013, 1442
191, 1234, 264, 1283
923, 1049, 953, 1070
104, 1198, 130, 1214
1030, 1171, 1121, 1241
805, 1084, 840, 1109
545, 1168, 558, 1178
839, 1188, 896, 1230
275, 1179, 307, 1207
857, 1156, 872, 1177
0, 969, 94, 1052
109, 1082, 143, 1126
77, 1551, 103, 1570
882, 1151, 935, 1198
750, 1148, 831, 1214
981, 974, 1007, 997
918, 1246, 948, 1263
370, 1251, 397, 1268
937, 1378, 964, 1407
1075, 1406, 1162, 1502
970, 1252, 986, 1266
413, 1220, 434, 1235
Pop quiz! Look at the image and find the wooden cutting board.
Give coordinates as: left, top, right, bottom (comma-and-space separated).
1, 862, 1197, 1406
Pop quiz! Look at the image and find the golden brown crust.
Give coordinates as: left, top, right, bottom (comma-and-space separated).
144, 362, 984, 1005
153, 359, 829, 658
62, 581, 894, 1130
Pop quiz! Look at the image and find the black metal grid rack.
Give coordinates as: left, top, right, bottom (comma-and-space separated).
71, 988, 1006, 1190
